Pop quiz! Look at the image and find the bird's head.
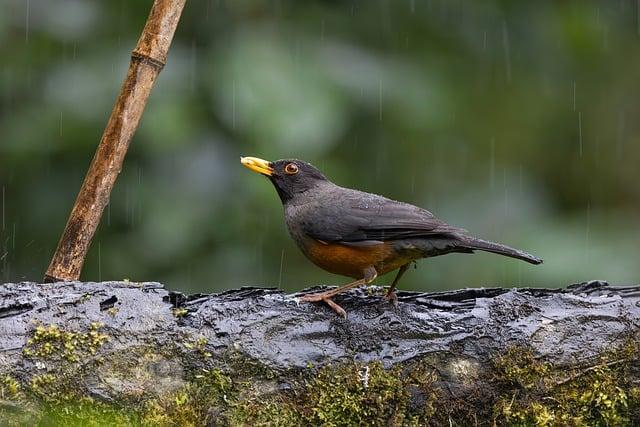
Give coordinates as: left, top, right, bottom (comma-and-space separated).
241, 157, 328, 204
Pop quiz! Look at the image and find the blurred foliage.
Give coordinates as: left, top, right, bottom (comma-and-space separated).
1, 0, 639, 293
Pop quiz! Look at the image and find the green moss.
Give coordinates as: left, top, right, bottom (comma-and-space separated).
492, 346, 550, 390
39, 402, 138, 427
231, 392, 300, 426
183, 336, 212, 358
12, 373, 137, 426
306, 363, 404, 425
230, 361, 439, 427
1, 375, 21, 399
0, 374, 30, 425
0, 322, 139, 425
172, 307, 188, 318
223, 349, 279, 381
5, 333, 640, 426
129, 356, 440, 426
23, 322, 109, 363
492, 342, 640, 426
140, 368, 232, 426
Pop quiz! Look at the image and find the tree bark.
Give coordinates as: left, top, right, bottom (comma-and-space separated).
1, 280, 639, 425
44, 0, 186, 283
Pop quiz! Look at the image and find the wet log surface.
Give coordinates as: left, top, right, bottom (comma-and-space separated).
2, 280, 639, 371
1, 280, 639, 424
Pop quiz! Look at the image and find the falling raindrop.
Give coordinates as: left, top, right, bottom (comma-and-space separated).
25, 0, 30, 43
518, 164, 523, 198
190, 39, 197, 93
232, 79, 236, 130
0, 186, 5, 232
585, 202, 591, 264
503, 168, 508, 217
410, 172, 416, 195
98, 242, 102, 282
637, 0, 640, 36
136, 167, 143, 223
616, 111, 625, 159
572, 81, 576, 111
578, 111, 583, 157
278, 249, 284, 289
378, 80, 383, 121
125, 186, 131, 227
502, 21, 511, 84
489, 138, 496, 190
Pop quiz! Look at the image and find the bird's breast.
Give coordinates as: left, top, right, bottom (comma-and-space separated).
298, 239, 413, 279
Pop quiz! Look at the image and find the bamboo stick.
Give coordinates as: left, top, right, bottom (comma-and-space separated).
44, 0, 187, 282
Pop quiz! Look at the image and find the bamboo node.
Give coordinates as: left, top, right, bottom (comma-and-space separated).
131, 50, 166, 71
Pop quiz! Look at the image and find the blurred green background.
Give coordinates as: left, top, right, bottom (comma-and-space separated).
1, 0, 639, 293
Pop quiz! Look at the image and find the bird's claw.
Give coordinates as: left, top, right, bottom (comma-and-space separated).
323, 298, 347, 319
385, 289, 398, 308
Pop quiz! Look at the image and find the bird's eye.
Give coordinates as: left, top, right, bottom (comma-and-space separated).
284, 163, 299, 175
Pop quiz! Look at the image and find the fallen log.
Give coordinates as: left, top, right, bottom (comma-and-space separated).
0, 280, 639, 425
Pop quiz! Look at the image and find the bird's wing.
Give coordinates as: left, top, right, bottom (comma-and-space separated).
302, 188, 465, 243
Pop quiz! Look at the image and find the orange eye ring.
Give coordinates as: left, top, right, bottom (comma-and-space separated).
284, 163, 299, 175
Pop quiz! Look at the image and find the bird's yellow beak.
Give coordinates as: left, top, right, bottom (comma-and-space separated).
241, 156, 274, 176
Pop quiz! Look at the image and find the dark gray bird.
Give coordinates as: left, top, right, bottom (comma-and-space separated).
241, 156, 542, 317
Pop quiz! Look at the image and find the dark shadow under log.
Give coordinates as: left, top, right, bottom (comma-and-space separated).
1, 280, 639, 425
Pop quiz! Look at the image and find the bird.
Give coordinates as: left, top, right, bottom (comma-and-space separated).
241, 156, 542, 317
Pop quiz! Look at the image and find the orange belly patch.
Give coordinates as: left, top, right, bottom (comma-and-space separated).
304, 240, 412, 279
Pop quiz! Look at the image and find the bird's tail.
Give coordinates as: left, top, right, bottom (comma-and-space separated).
458, 236, 542, 265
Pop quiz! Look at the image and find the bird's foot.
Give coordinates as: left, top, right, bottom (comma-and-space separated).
298, 291, 327, 302
322, 297, 347, 318
299, 292, 347, 318
385, 288, 398, 308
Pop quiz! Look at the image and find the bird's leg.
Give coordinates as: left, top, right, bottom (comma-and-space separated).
299, 267, 378, 317
385, 263, 409, 307
299, 278, 366, 302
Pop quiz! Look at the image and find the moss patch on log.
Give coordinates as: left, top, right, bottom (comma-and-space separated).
1, 322, 639, 426
22, 322, 109, 363
491, 343, 640, 426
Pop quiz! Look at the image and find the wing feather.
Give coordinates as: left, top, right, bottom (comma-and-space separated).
302, 188, 465, 243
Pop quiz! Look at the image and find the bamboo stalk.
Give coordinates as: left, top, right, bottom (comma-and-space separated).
44, 0, 187, 282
